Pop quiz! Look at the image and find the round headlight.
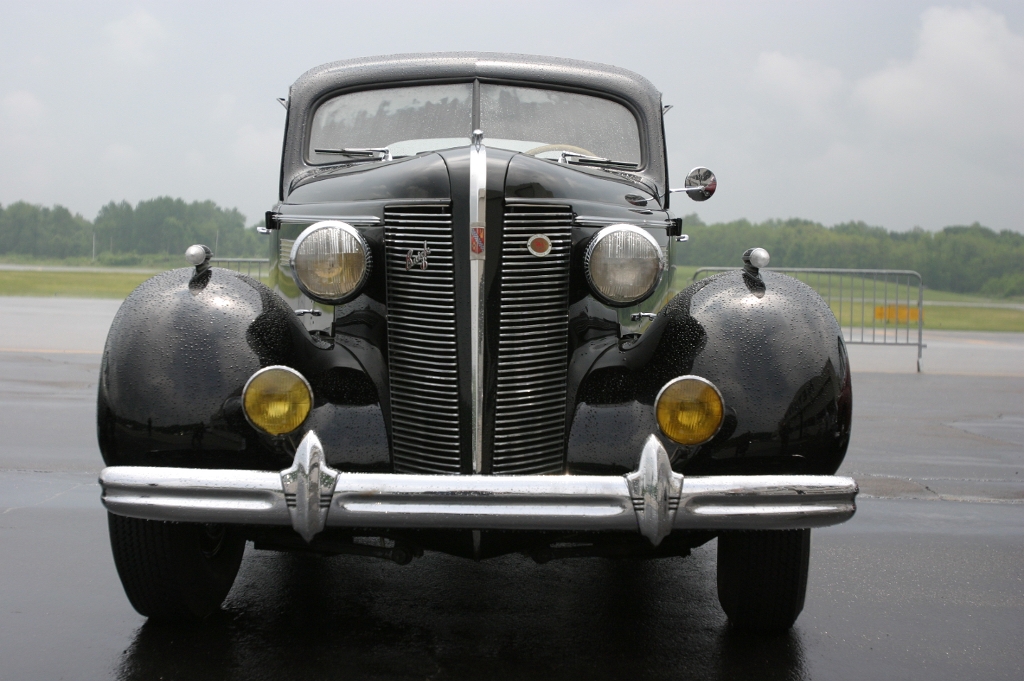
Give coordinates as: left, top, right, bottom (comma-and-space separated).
242, 366, 313, 436
290, 221, 371, 304
655, 376, 724, 446
584, 225, 665, 306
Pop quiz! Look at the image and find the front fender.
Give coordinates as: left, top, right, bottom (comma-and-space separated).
97, 267, 389, 471
567, 270, 852, 475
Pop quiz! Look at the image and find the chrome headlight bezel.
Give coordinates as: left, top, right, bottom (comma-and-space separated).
654, 375, 726, 446
289, 220, 372, 305
241, 365, 314, 437
583, 224, 667, 307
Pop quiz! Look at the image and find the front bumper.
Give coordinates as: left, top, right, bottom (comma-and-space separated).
100, 431, 858, 546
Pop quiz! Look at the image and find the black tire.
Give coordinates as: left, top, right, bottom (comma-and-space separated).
107, 513, 246, 621
716, 528, 811, 632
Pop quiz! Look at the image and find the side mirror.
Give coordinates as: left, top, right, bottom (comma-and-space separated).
670, 167, 717, 202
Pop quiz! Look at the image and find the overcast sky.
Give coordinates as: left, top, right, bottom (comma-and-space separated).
1, 1, 1022, 232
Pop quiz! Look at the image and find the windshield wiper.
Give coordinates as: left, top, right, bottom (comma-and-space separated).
559, 151, 639, 170
313, 147, 392, 162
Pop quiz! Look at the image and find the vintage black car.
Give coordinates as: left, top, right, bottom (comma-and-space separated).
98, 53, 856, 632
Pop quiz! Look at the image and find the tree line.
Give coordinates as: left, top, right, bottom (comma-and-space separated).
0, 198, 264, 264
0, 199, 1021, 296
675, 215, 1024, 297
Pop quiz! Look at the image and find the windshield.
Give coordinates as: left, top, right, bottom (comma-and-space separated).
308, 83, 642, 165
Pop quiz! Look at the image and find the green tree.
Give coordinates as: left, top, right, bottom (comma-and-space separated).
92, 197, 263, 257
0, 202, 92, 257
676, 215, 1024, 295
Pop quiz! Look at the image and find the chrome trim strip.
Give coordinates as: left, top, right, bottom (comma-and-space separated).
101, 433, 858, 545
469, 130, 487, 474
277, 214, 381, 226
574, 215, 673, 228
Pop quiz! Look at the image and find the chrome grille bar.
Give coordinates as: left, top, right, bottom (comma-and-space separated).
493, 204, 573, 474
469, 130, 487, 475
384, 204, 461, 474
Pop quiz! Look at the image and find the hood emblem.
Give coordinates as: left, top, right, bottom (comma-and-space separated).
527, 234, 552, 257
405, 241, 430, 270
471, 227, 485, 255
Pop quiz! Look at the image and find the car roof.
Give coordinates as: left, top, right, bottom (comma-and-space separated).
289, 52, 662, 112
280, 52, 667, 201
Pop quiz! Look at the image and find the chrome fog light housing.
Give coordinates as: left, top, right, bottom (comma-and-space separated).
655, 376, 725, 446
242, 366, 313, 436
290, 221, 371, 304
584, 225, 666, 306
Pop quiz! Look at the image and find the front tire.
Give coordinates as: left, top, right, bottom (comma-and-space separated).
108, 513, 246, 621
716, 529, 810, 632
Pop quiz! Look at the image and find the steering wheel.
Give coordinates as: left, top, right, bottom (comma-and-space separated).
524, 143, 599, 158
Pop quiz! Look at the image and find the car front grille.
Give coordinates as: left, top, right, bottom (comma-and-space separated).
383, 202, 572, 475
278, 238, 295, 271
492, 204, 573, 474
384, 204, 461, 474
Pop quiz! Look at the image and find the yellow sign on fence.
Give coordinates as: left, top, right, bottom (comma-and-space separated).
875, 305, 920, 323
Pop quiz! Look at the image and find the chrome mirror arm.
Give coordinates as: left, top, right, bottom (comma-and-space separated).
670, 186, 712, 196
669, 167, 717, 202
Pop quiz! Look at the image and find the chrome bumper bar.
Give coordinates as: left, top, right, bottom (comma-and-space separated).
100, 432, 858, 546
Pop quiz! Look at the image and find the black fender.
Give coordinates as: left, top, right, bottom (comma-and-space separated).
566, 270, 852, 475
97, 267, 390, 471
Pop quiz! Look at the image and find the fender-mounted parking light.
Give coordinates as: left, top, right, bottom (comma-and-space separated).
655, 376, 724, 445
242, 366, 313, 436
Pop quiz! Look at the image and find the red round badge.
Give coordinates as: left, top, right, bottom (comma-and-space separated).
527, 234, 552, 257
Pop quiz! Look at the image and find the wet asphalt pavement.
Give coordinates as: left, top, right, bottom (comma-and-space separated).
0, 297, 1022, 680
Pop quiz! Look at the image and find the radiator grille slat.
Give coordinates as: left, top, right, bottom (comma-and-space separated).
492, 204, 573, 474
385, 204, 461, 474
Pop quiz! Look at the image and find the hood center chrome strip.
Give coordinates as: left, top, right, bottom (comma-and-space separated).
469, 130, 487, 474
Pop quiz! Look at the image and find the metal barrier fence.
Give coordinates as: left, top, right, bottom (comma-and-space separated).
693, 267, 925, 372
205, 260, 925, 370
211, 258, 270, 279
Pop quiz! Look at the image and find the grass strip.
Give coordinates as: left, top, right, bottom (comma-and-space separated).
0, 270, 155, 298
1, 268, 1021, 332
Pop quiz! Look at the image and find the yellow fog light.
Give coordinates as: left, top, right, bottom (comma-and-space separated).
655, 376, 724, 445
242, 366, 313, 436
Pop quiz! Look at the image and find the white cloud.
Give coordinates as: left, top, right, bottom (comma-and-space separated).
753, 51, 844, 126
2, 90, 45, 127
211, 94, 237, 124
184, 149, 207, 171
233, 124, 282, 167
854, 6, 1024, 144
739, 6, 1024, 229
103, 9, 166, 65
0, 91, 54, 201
101, 143, 137, 167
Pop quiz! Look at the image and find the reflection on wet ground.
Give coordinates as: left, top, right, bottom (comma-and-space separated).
116, 545, 810, 681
